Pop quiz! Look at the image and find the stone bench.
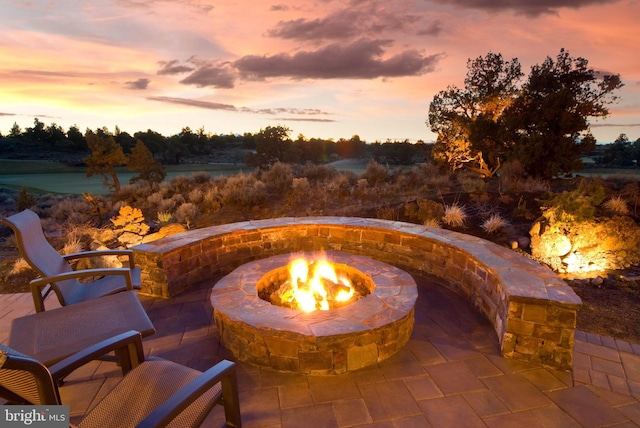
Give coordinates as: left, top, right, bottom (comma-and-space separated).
133, 217, 581, 370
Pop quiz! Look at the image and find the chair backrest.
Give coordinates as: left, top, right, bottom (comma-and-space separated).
1, 209, 72, 279
0, 344, 61, 405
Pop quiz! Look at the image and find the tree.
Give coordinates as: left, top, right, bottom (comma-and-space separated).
245, 125, 297, 168
428, 52, 523, 175
84, 130, 128, 192
505, 49, 622, 177
428, 49, 623, 178
600, 134, 635, 167
134, 129, 174, 163
335, 135, 365, 159
9, 122, 21, 138
67, 125, 86, 150
114, 126, 136, 152
45, 123, 66, 147
25, 118, 48, 142
127, 140, 166, 184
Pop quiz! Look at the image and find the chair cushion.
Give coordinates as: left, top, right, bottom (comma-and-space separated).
9, 291, 155, 366
78, 360, 222, 428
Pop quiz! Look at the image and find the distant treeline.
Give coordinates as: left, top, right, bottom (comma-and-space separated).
0, 118, 432, 167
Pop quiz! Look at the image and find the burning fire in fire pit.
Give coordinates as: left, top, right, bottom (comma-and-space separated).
257, 254, 372, 312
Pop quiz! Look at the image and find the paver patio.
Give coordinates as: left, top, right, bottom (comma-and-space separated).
1, 275, 639, 427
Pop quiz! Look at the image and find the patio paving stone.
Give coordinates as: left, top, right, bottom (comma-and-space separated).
2, 273, 639, 426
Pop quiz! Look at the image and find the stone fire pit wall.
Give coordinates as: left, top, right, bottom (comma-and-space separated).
133, 217, 582, 370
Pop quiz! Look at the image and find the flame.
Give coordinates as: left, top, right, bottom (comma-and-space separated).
284, 255, 354, 312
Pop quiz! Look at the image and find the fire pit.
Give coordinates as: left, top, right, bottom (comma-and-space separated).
211, 251, 418, 374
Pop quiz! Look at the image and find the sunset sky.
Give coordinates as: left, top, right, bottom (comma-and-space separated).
1, 0, 638, 144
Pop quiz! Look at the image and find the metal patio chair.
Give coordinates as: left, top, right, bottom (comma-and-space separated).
2, 209, 141, 312
9, 290, 156, 366
0, 330, 242, 428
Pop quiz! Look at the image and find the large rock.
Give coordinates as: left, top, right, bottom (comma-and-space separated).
142, 223, 187, 244
530, 215, 640, 273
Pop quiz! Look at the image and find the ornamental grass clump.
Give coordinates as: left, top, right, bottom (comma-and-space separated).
481, 214, 509, 234
10, 258, 30, 275
423, 217, 442, 228
603, 196, 630, 215
442, 203, 467, 227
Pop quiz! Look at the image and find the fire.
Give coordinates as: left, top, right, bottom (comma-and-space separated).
282, 255, 355, 312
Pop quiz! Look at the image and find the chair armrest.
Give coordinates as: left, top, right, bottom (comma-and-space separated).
30, 268, 134, 290
63, 249, 135, 267
48, 330, 145, 380
136, 360, 241, 428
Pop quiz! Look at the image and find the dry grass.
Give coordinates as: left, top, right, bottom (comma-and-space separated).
9, 258, 31, 275
603, 196, 630, 215
481, 214, 509, 234
423, 218, 442, 228
442, 203, 467, 227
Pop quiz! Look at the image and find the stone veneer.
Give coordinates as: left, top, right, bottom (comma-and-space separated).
133, 217, 582, 370
211, 252, 418, 374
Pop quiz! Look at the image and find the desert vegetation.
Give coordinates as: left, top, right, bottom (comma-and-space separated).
0, 49, 639, 342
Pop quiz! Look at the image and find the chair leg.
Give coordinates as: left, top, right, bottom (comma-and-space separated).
221, 371, 242, 428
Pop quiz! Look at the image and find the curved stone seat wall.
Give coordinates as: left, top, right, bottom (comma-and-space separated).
132, 217, 581, 370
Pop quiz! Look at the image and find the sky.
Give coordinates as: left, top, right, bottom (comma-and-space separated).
0, 0, 639, 144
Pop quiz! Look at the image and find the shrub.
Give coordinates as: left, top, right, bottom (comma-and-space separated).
262, 162, 293, 193
220, 173, 267, 207
442, 203, 467, 227
49, 198, 92, 225
300, 163, 337, 183
376, 206, 400, 221
174, 203, 198, 226
481, 214, 509, 234
417, 163, 452, 187
201, 187, 222, 212
190, 171, 213, 185
457, 171, 486, 193
147, 192, 163, 207
158, 198, 176, 213
360, 161, 388, 186
543, 178, 605, 223
325, 172, 355, 197
188, 188, 204, 204
292, 177, 309, 194
167, 175, 193, 194
16, 188, 37, 211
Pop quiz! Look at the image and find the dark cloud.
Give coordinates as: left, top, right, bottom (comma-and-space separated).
157, 60, 195, 75
428, 0, 620, 17
270, 4, 289, 11
417, 20, 443, 36
147, 96, 237, 111
0, 113, 16, 116
590, 123, 640, 127
148, 96, 334, 121
267, 11, 365, 40
124, 78, 150, 90
179, 63, 236, 88
280, 117, 337, 122
234, 39, 443, 79
267, 6, 420, 41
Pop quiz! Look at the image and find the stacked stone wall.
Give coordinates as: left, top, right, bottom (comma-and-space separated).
133, 217, 581, 370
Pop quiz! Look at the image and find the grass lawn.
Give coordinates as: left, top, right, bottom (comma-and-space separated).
0, 160, 252, 194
